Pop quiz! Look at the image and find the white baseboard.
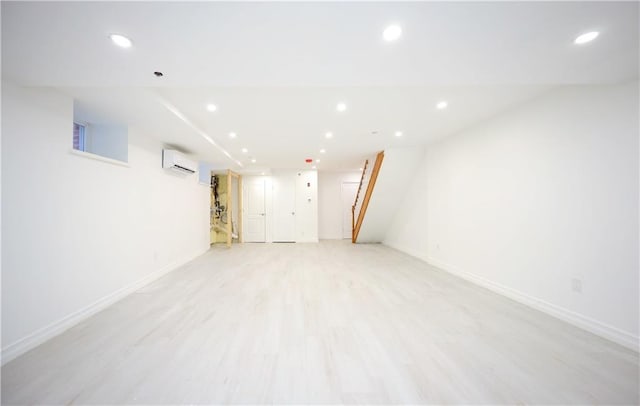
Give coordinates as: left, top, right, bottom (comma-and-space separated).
1, 246, 210, 366
383, 242, 639, 352
384, 241, 426, 262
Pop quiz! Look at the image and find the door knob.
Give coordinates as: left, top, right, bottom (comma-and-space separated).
292, 212, 295, 215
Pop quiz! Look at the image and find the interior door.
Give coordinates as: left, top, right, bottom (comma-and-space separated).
244, 178, 266, 242
272, 174, 296, 242
341, 182, 359, 239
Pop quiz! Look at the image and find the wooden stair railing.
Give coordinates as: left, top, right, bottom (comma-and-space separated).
353, 159, 369, 209
352, 151, 384, 243
351, 159, 368, 242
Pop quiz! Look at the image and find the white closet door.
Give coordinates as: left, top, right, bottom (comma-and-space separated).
244, 178, 266, 242
272, 174, 296, 242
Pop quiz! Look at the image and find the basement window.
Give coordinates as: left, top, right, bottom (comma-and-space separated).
72, 122, 86, 151
72, 100, 129, 163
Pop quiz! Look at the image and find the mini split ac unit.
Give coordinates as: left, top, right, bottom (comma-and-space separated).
162, 149, 197, 174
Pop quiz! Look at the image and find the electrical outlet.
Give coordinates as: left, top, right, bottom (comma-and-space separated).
571, 278, 582, 293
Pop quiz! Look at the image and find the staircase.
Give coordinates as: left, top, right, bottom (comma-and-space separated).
352, 148, 424, 243
352, 152, 383, 242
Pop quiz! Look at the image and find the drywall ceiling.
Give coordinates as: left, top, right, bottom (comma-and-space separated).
2, 1, 638, 171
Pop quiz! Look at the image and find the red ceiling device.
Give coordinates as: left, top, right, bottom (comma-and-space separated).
305, 158, 313, 163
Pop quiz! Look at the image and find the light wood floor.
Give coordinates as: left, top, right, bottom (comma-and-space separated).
2, 241, 638, 404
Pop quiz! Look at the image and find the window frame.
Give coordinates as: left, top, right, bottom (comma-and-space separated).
73, 121, 87, 152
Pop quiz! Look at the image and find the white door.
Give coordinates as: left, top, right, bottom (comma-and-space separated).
244, 178, 266, 242
272, 174, 296, 242
341, 182, 359, 239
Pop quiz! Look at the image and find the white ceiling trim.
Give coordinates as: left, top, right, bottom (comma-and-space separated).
157, 95, 244, 168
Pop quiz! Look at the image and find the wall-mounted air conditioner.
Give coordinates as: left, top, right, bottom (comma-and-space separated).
162, 149, 197, 174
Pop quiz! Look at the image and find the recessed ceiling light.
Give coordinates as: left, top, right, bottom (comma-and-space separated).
394, 131, 403, 137
436, 101, 448, 110
312, 166, 317, 169
574, 31, 599, 45
261, 172, 265, 175
336, 102, 347, 112
241, 148, 248, 153
228, 132, 236, 139
206, 104, 217, 112
316, 159, 321, 163
251, 158, 257, 163
359, 167, 363, 171
325, 132, 333, 139
109, 34, 132, 48
383, 25, 402, 42
320, 148, 326, 154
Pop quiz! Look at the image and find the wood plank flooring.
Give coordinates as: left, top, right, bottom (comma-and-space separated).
2, 241, 638, 404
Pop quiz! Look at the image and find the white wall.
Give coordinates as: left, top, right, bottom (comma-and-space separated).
318, 171, 361, 240
357, 148, 425, 242
198, 162, 211, 184
294, 170, 318, 242
385, 82, 639, 349
86, 123, 128, 163
1, 83, 210, 363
